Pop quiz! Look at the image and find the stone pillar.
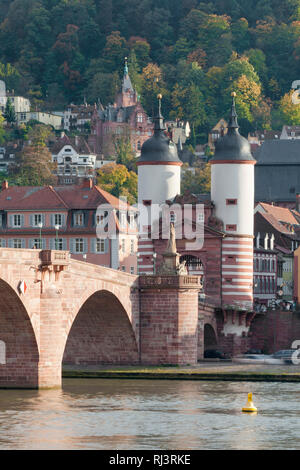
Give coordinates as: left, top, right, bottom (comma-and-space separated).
38, 250, 69, 388
139, 275, 201, 365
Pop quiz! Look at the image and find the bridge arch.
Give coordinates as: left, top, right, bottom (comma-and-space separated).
204, 323, 218, 351
0, 278, 39, 387
63, 289, 139, 365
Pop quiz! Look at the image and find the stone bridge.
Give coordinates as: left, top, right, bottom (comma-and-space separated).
0, 248, 201, 389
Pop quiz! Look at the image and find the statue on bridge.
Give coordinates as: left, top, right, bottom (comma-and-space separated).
157, 223, 188, 276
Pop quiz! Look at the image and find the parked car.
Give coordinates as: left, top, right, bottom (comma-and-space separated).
232, 354, 270, 364
264, 349, 300, 365
244, 349, 263, 355
204, 349, 229, 359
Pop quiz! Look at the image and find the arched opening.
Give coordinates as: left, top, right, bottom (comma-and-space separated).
0, 279, 39, 387
204, 324, 218, 351
180, 255, 204, 282
63, 290, 139, 365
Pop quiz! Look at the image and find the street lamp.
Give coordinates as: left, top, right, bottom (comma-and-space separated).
54, 224, 60, 250
38, 221, 43, 249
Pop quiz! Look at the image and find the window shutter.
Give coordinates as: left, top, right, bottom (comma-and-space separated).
61, 214, 66, 227
21, 215, 25, 227
51, 214, 54, 227
30, 215, 34, 227
21, 239, 25, 248
91, 238, 96, 254
84, 238, 88, 253
69, 238, 74, 253
7, 239, 13, 248
9, 215, 13, 227
42, 214, 46, 226
105, 238, 109, 253
62, 238, 67, 250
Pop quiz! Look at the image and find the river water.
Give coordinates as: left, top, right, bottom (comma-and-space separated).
0, 378, 299, 450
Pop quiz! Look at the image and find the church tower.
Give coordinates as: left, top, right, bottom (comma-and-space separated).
210, 93, 256, 311
116, 57, 138, 108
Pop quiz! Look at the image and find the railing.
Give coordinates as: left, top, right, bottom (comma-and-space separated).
139, 275, 201, 289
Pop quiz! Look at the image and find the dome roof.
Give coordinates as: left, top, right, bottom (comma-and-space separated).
138, 98, 182, 164
211, 95, 255, 163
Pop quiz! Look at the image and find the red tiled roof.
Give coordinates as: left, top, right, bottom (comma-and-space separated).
258, 202, 300, 225
0, 183, 135, 211
0, 186, 68, 210
258, 211, 293, 235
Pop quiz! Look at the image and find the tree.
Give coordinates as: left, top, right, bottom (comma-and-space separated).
181, 164, 211, 194
114, 133, 137, 171
278, 90, 300, 125
4, 97, 16, 123
11, 124, 56, 185
97, 163, 137, 204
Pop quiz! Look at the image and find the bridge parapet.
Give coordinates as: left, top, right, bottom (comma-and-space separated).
139, 274, 201, 290
40, 250, 70, 266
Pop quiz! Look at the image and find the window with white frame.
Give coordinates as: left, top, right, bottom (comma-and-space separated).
96, 238, 105, 253
130, 239, 135, 254
33, 214, 43, 227
32, 238, 42, 249
13, 239, 22, 248
129, 213, 134, 228
120, 212, 127, 228
96, 212, 106, 225
55, 238, 63, 250
75, 238, 84, 253
13, 214, 22, 227
130, 266, 135, 274
121, 265, 126, 272
74, 212, 84, 226
54, 214, 63, 226
137, 113, 143, 123
122, 239, 125, 253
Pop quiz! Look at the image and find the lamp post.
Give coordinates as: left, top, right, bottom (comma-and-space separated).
38, 221, 43, 249
54, 224, 60, 250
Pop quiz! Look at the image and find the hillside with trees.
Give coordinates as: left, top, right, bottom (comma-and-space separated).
0, 0, 300, 141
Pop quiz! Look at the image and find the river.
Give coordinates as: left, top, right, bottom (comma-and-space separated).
0, 379, 299, 450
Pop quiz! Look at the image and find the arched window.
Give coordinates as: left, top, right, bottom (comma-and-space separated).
180, 255, 204, 276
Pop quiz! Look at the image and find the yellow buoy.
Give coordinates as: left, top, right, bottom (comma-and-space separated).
242, 393, 257, 413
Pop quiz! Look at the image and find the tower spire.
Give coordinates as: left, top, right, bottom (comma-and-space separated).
154, 94, 165, 134
227, 91, 239, 133
124, 56, 129, 76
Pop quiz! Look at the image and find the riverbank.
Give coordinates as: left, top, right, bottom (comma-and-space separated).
62, 362, 300, 382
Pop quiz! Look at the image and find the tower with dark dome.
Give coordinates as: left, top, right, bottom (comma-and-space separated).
210, 92, 256, 312
137, 95, 182, 206
136, 95, 182, 274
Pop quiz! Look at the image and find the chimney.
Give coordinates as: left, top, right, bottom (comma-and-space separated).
2, 180, 8, 191
264, 233, 269, 250
82, 178, 93, 190
256, 232, 260, 249
270, 234, 275, 251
